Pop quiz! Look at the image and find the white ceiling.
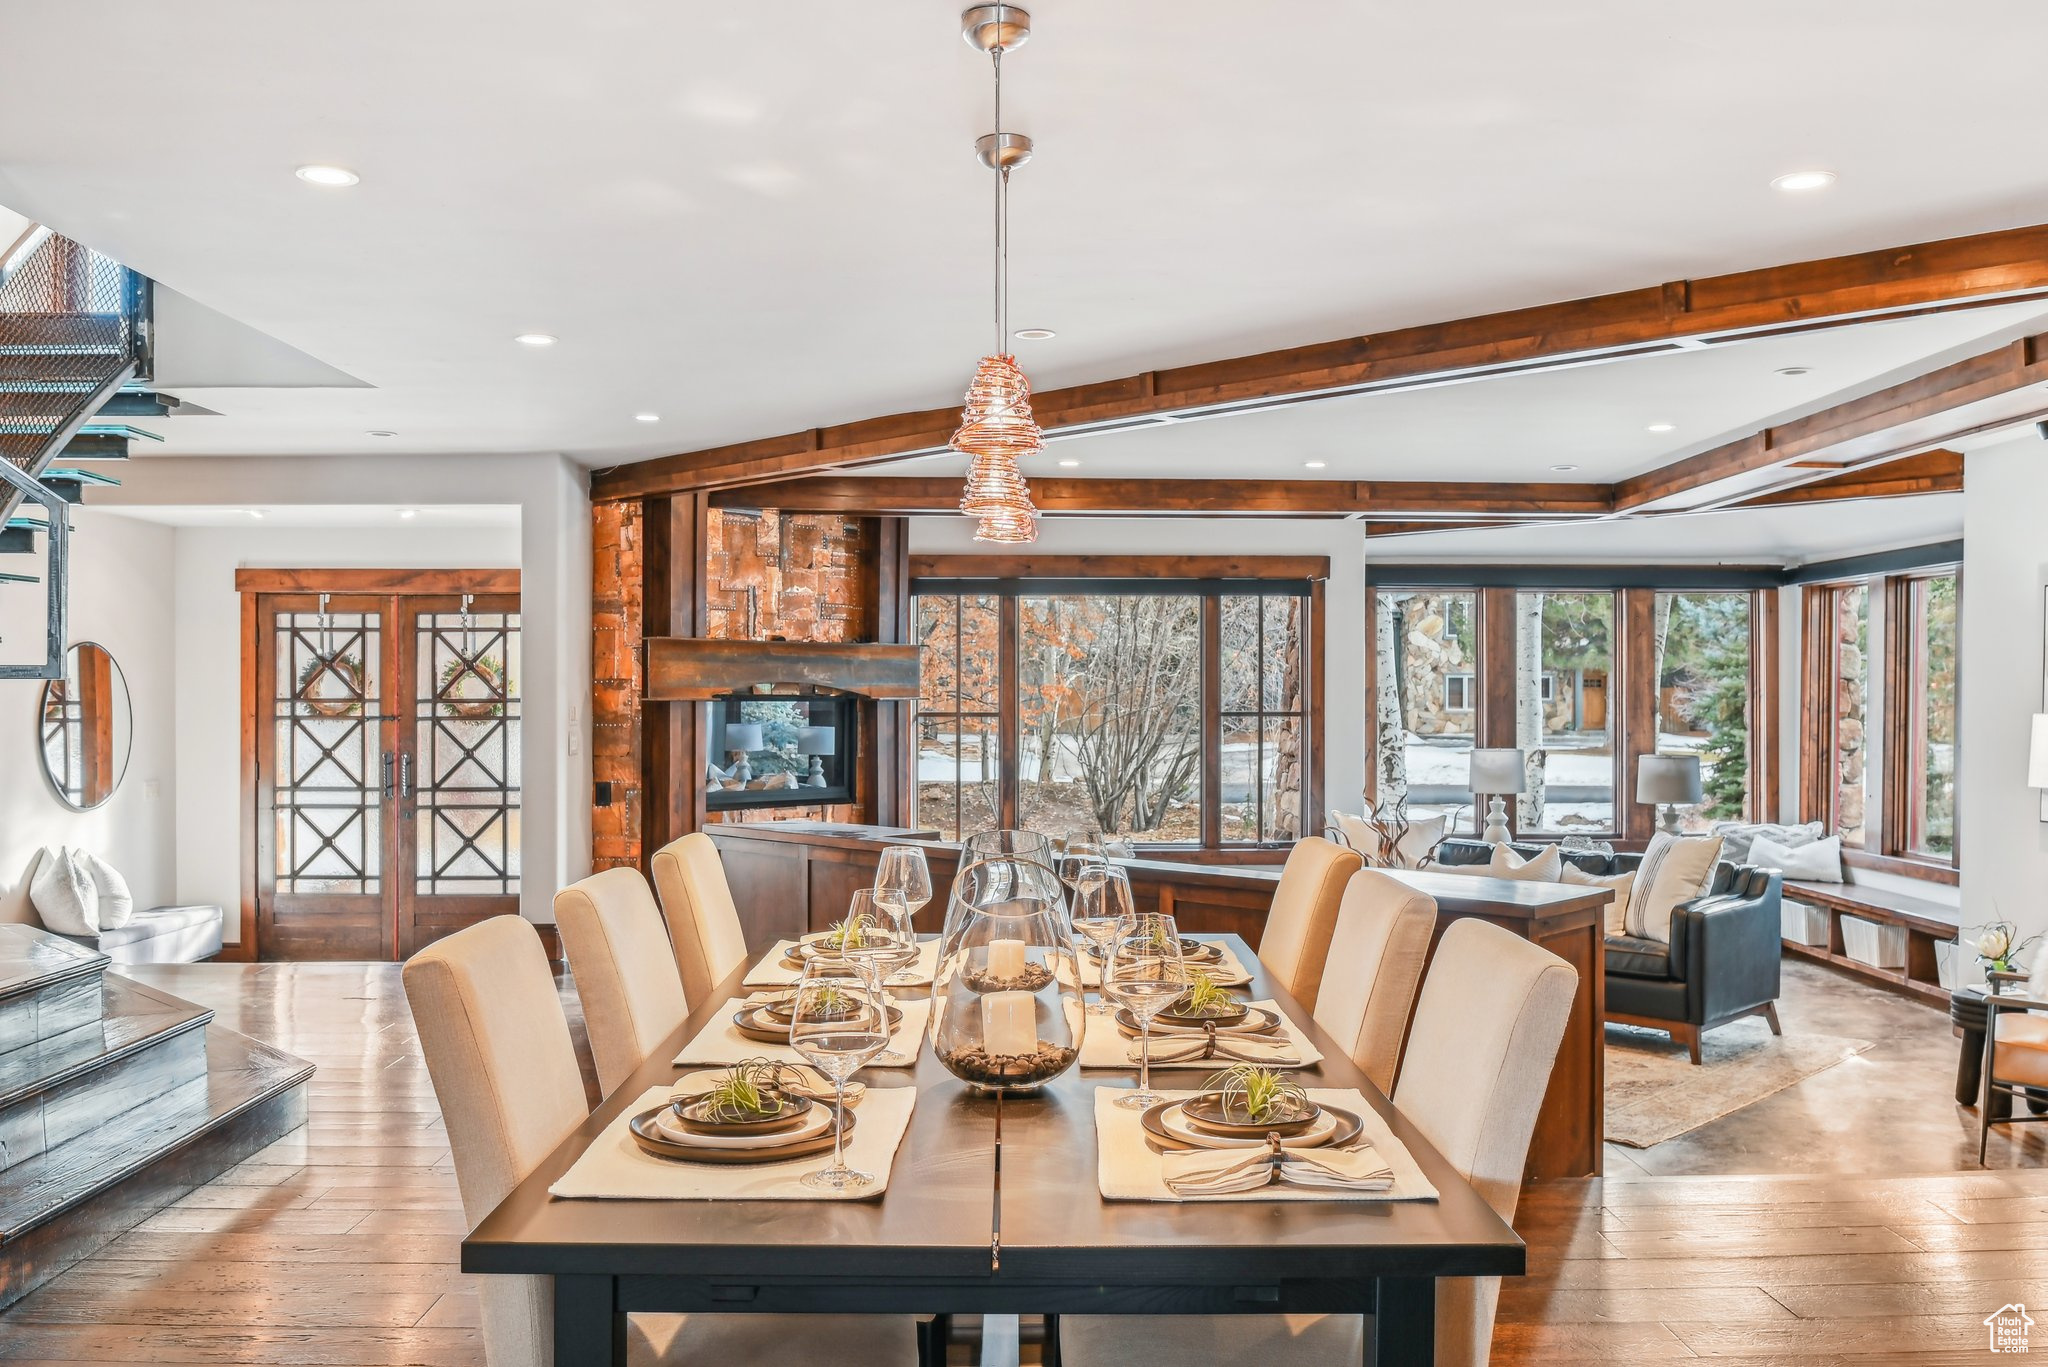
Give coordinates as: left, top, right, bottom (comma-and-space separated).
3, 2, 2048, 476
102, 504, 521, 529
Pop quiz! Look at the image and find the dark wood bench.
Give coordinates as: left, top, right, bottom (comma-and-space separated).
1781, 878, 1961, 1006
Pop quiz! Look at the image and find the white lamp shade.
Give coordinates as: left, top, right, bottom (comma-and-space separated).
2029, 714, 2048, 788
1636, 753, 1703, 805
797, 726, 837, 756
724, 723, 764, 752
1468, 748, 1527, 794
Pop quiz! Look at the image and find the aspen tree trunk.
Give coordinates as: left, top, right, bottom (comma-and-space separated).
1516, 593, 1546, 827
1651, 593, 1673, 751
1374, 593, 1407, 807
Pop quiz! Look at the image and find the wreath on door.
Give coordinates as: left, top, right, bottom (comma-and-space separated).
438, 654, 507, 719
296, 652, 367, 718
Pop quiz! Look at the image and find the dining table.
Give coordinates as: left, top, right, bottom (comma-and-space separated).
462, 934, 1526, 1365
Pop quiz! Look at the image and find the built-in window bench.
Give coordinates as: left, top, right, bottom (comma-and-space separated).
1780, 878, 1959, 1007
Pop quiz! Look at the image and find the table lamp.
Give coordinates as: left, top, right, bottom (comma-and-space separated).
1468, 748, 1527, 845
724, 722, 764, 785
797, 726, 837, 786
1636, 753, 1703, 835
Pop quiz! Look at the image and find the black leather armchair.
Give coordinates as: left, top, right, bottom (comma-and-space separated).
1438, 838, 1784, 1063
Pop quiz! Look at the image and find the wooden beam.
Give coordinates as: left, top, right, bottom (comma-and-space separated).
909, 553, 1330, 581
643, 638, 921, 702
233, 568, 520, 594
593, 222, 2048, 501
711, 476, 1614, 519
1735, 448, 1963, 509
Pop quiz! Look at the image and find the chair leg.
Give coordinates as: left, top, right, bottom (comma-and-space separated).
1981, 1021, 1997, 1166
1677, 1023, 1702, 1065
1760, 1001, 1782, 1036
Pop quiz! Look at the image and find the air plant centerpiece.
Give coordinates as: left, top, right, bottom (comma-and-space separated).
1201, 1063, 1314, 1127
686, 1059, 797, 1123
1171, 970, 1244, 1020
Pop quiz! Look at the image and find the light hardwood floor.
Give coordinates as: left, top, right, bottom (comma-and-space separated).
0, 959, 2042, 1364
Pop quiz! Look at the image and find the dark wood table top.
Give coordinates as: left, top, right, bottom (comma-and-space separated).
463, 935, 1523, 1286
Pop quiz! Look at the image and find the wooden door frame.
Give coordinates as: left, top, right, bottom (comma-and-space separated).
230, 568, 521, 962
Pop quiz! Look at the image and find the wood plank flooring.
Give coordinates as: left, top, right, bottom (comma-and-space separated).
0, 959, 2041, 1364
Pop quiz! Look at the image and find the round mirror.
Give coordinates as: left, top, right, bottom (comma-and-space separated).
38, 641, 133, 811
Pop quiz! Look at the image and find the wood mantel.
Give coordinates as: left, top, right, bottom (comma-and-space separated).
642, 638, 920, 701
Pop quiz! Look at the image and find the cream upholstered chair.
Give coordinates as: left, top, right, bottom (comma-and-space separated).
555, 868, 691, 1098
650, 832, 751, 1009
1309, 869, 1439, 1093
404, 917, 916, 1367
1061, 917, 1576, 1367
1255, 835, 1363, 1013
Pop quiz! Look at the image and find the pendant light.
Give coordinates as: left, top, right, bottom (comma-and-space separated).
952, 4, 1040, 543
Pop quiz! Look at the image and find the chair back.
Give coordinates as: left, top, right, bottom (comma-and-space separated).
650, 832, 751, 1008
1310, 869, 1437, 1092
404, 916, 586, 1367
555, 867, 691, 1097
1394, 917, 1577, 1367
1255, 835, 1362, 1013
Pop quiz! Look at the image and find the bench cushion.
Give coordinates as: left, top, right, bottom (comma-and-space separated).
52, 905, 225, 965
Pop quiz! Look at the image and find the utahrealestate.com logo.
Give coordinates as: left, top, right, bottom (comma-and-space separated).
1987, 1304, 2034, 1354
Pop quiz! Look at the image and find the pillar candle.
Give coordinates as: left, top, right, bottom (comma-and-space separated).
986, 938, 1027, 980
982, 990, 1039, 1057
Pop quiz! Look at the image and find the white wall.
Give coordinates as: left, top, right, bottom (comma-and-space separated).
169, 523, 521, 941
0, 510, 177, 923
907, 517, 1371, 820
100, 453, 593, 929
1961, 432, 2048, 948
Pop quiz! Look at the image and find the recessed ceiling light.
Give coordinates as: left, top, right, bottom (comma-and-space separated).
514, 333, 558, 347
1771, 170, 1837, 193
367, 429, 397, 438
1549, 464, 1580, 472
1776, 366, 1811, 377
1014, 328, 1056, 341
1056, 458, 1081, 468
1646, 422, 1676, 433
295, 164, 360, 187
634, 412, 660, 423
398, 509, 418, 520
1304, 460, 1328, 469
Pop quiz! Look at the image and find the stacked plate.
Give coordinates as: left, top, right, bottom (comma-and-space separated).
732, 992, 903, 1044
1114, 1002, 1283, 1037
629, 1088, 858, 1165
1083, 936, 1222, 967
1141, 1093, 1363, 1153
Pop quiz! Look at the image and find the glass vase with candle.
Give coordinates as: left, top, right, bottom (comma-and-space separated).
930, 857, 1084, 1094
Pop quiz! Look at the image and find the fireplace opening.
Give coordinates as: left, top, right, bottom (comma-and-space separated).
705, 693, 858, 811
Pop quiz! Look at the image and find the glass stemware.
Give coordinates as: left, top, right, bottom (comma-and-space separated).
874, 845, 934, 932
1056, 832, 1107, 894
1069, 865, 1135, 1016
843, 889, 918, 1065
789, 961, 890, 1191
1104, 912, 1188, 1111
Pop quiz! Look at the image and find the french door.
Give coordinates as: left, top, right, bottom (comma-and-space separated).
251, 585, 521, 960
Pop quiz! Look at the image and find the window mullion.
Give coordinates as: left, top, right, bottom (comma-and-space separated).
1200, 594, 1221, 848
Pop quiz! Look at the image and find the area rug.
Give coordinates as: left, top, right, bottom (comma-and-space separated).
1604, 1018, 1876, 1148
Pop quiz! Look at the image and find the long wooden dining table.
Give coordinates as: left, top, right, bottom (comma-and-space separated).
463, 935, 1526, 1365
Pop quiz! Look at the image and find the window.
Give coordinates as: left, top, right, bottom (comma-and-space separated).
1373, 590, 1478, 824
1808, 582, 1873, 848
1901, 572, 1958, 858
1515, 591, 1615, 834
914, 570, 1317, 847
1655, 591, 1754, 829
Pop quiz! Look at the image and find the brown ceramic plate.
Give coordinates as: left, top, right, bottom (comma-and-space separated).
1180, 1090, 1322, 1138
731, 1001, 902, 1044
1139, 1099, 1360, 1153
1156, 997, 1250, 1028
1114, 1004, 1281, 1038
629, 1105, 856, 1165
1086, 937, 1218, 963
668, 1092, 813, 1136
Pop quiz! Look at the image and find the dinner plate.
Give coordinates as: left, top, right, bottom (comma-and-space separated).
1180, 1090, 1321, 1138
668, 1091, 814, 1136
732, 1000, 902, 1044
656, 1099, 832, 1148
632, 1103, 855, 1164
1156, 998, 1250, 1028
1086, 937, 1220, 964
1114, 1004, 1282, 1038
672, 1066, 865, 1109
1140, 1099, 1362, 1152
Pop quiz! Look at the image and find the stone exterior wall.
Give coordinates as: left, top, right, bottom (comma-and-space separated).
1395, 593, 1476, 737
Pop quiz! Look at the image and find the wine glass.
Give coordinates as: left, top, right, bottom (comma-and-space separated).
1069, 865, 1135, 1015
1104, 912, 1188, 1111
789, 962, 890, 1191
874, 845, 934, 928
843, 890, 917, 1065
1056, 832, 1107, 893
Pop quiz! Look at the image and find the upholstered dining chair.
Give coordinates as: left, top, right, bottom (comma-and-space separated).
1309, 869, 1439, 1093
404, 917, 919, 1367
1061, 917, 1577, 1367
650, 832, 752, 1010
1254, 835, 1363, 1014
556, 868, 691, 1098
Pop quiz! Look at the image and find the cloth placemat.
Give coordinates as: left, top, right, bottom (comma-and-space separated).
549, 1086, 917, 1202
743, 937, 941, 988
1080, 941, 1254, 988
1078, 1000, 1322, 1070
1095, 1088, 1439, 1203
674, 996, 931, 1069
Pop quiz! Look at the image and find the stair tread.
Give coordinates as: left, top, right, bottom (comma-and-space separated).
0, 926, 107, 1005
0, 978, 212, 1111
0, 1023, 313, 1241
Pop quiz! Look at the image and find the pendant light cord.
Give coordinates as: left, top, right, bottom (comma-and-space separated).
991, 29, 1007, 359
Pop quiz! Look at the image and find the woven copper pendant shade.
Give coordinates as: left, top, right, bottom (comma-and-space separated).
953, 352, 1040, 540
974, 503, 1039, 543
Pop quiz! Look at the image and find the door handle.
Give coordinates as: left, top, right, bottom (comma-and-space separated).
399, 752, 414, 800
381, 751, 395, 800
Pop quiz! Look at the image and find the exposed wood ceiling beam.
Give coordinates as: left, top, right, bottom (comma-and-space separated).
1731, 447, 1963, 509
707, 476, 1616, 519
593, 221, 2048, 502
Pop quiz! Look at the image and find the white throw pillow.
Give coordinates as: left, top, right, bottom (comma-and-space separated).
1748, 833, 1843, 883
1562, 864, 1637, 937
1626, 833, 1723, 944
1487, 843, 1562, 882
30, 847, 100, 937
1712, 820, 1823, 864
1328, 810, 1447, 869
84, 852, 135, 928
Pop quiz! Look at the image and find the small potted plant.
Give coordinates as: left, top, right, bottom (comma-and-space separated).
1977, 920, 2041, 984
1187, 1063, 1317, 1134
1162, 970, 1248, 1026
674, 1059, 805, 1128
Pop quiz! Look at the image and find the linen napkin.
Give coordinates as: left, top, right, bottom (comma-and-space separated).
1081, 940, 1253, 988
674, 997, 931, 1069
1077, 1000, 1322, 1070
743, 937, 940, 988
1162, 1137, 1394, 1195
1094, 1088, 1439, 1204
549, 1085, 917, 1202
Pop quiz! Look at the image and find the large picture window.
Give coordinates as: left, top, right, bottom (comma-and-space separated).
1373, 589, 1478, 824
1655, 591, 1754, 828
1902, 573, 1958, 858
1515, 591, 1616, 834
913, 565, 1319, 848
